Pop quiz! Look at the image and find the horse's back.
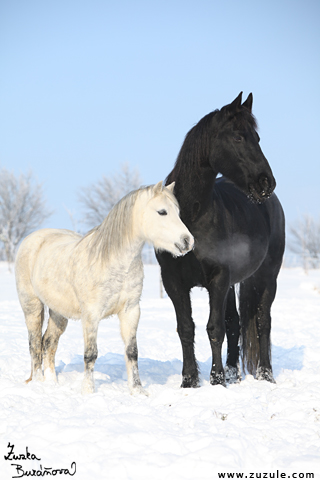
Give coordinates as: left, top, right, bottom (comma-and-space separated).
16, 228, 81, 275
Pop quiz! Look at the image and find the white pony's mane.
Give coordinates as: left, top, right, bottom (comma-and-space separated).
81, 184, 178, 263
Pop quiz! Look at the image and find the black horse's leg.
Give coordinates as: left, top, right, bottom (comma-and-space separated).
225, 286, 241, 384
206, 271, 229, 386
240, 265, 278, 383
167, 287, 199, 388
159, 263, 199, 387
175, 290, 199, 388
254, 272, 278, 383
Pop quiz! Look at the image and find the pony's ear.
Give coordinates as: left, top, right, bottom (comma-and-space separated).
166, 182, 175, 194
242, 93, 253, 113
153, 181, 164, 194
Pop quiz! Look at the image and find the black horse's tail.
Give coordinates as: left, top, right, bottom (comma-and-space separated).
239, 279, 261, 375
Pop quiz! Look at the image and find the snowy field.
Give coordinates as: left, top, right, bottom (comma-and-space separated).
0, 262, 320, 479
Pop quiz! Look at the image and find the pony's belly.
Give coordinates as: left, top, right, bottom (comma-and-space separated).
34, 280, 82, 319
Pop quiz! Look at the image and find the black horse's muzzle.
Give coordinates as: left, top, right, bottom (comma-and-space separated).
249, 174, 276, 203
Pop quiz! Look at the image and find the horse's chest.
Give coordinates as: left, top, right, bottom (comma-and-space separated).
193, 217, 269, 284
100, 262, 144, 316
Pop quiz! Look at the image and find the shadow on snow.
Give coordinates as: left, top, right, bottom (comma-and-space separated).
55, 344, 304, 388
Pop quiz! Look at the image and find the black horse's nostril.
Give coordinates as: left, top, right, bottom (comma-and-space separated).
258, 175, 275, 197
259, 176, 269, 192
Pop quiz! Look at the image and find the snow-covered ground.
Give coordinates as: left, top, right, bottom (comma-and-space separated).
0, 263, 320, 479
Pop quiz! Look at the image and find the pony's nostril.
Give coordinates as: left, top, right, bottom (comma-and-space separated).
181, 234, 193, 251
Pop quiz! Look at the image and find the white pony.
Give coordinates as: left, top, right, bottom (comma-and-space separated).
15, 181, 194, 395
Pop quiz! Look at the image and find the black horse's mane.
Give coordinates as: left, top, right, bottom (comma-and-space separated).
166, 107, 257, 185
166, 111, 218, 185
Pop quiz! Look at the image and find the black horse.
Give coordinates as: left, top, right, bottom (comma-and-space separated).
156, 92, 285, 387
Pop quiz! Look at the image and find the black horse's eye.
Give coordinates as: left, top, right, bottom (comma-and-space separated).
157, 209, 167, 216
233, 135, 242, 143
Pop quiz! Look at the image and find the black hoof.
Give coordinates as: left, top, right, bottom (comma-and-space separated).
181, 375, 200, 388
210, 372, 226, 387
225, 365, 241, 385
256, 367, 276, 383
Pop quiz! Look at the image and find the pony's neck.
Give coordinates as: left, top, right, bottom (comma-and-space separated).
83, 189, 145, 266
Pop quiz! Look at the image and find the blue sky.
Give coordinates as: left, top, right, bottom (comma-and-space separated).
1, 0, 319, 232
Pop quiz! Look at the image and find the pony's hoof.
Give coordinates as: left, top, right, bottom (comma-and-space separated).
256, 367, 276, 383
210, 372, 226, 387
44, 368, 57, 383
27, 370, 44, 383
225, 365, 241, 385
81, 379, 95, 395
180, 375, 200, 388
130, 385, 149, 396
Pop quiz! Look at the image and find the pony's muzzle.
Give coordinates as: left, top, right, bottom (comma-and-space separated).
175, 234, 194, 255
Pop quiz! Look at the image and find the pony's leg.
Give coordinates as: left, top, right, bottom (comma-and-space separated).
118, 304, 147, 396
81, 316, 99, 394
206, 271, 230, 387
24, 300, 45, 383
225, 286, 241, 384
42, 310, 68, 382
240, 269, 277, 383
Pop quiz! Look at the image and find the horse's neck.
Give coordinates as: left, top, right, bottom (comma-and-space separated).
111, 238, 145, 270
105, 196, 146, 267
174, 165, 217, 225
80, 212, 145, 271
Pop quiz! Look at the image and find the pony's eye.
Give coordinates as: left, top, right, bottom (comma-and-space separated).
233, 135, 242, 143
157, 209, 167, 216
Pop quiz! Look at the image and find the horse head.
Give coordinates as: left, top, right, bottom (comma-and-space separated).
139, 182, 194, 257
211, 92, 276, 202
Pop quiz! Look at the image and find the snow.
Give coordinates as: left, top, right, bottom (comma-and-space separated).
1, 263, 320, 479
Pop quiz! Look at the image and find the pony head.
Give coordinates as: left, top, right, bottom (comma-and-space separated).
139, 181, 194, 257
211, 92, 276, 202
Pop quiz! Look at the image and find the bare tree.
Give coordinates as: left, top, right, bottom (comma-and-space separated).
78, 162, 143, 227
0, 169, 52, 264
289, 214, 320, 269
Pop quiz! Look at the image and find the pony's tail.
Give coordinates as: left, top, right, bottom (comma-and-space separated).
239, 280, 260, 375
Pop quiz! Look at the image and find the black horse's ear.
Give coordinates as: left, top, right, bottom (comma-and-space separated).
225, 92, 243, 114
242, 93, 253, 113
